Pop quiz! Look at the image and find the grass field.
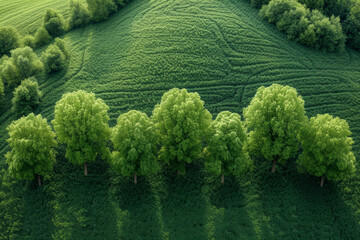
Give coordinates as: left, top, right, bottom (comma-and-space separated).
1, 0, 360, 239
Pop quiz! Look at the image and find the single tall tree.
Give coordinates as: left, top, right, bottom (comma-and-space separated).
298, 114, 356, 187
6, 113, 57, 186
152, 88, 212, 175
205, 111, 252, 183
244, 84, 306, 173
111, 110, 159, 183
52, 90, 110, 175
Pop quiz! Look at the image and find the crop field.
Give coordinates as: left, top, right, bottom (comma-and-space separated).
1, 0, 360, 239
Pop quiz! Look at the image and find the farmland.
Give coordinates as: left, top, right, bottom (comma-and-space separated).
1, 0, 360, 239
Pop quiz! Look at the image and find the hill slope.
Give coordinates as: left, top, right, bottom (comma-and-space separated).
1, 0, 360, 239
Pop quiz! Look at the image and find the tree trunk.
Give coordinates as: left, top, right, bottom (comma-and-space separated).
37, 175, 42, 187
134, 173, 137, 184
271, 160, 276, 173
320, 176, 324, 187
221, 174, 224, 184
84, 163, 88, 176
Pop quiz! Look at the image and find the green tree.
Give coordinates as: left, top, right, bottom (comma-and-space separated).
5, 113, 57, 186
86, 0, 117, 23
205, 111, 252, 183
12, 77, 42, 117
111, 110, 159, 183
42, 38, 70, 74
0, 26, 21, 56
52, 90, 111, 175
0, 46, 43, 86
22, 35, 36, 49
152, 88, 212, 175
244, 84, 306, 173
298, 114, 356, 187
0, 76, 4, 101
43, 9, 66, 37
68, 0, 90, 29
34, 27, 51, 48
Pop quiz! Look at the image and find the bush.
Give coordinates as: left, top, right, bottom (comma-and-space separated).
34, 27, 51, 48
0, 47, 43, 86
11, 77, 42, 117
43, 9, 66, 37
42, 38, 70, 74
22, 35, 36, 49
260, 0, 345, 52
0, 27, 21, 56
343, 5, 360, 49
86, 0, 117, 23
68, 0, 90, 29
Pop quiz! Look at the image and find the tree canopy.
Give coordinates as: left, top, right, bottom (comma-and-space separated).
298, 114, 356, 187
111, 110, 159, 183
5, 113, 57, 186
205, 111, 252, 183
52, 90, 110, 175
43, 9, 66, 37
244, 84, 306, 172
0, 26, 21, 56
152, 88, 212, 174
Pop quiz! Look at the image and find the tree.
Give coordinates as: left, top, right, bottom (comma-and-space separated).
5, 113, 57, 186
0, 26, 21, 56
0, 76, 4, 101
152, 88, 212, 175
34, 27, 51, 48
298, 114, 356, 187
52, 90, 111, 175
244, 84, 306, 173
86, 0, 117, 23
12, 77, 42, 117
111, 110, 159, 183
22, 35, 36, 49
43, 9, 66, 37
68, 0, 90, 29
205, 111, 252, 183
0, 47, 43, 86
42, 38, 70, 74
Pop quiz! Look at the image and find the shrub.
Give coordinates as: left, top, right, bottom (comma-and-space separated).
0, 27, 21, 56
343, 5, 360, 49
22, 35, 36, 49
43, 9, 66, 37
34, 27, 51, 48
68, 0, 90, 29
86, 0, 117, 23
11, 77, 42, 117
0, 47, 43, 86
42, 38, 70, 74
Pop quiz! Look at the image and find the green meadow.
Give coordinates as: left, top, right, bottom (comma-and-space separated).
1, 0, 360, 239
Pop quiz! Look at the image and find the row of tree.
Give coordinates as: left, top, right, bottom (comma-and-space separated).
5, 85, 356, 187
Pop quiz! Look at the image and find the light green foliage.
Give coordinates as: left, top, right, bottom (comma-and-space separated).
52, 90, 111, 166
0, 76, 4, 99
86, 0, 117, 23
5, 113, 57, 180
111, 110, 159, 177
244, 84, 306, 165
0, 27, 21, 56
11, 77, 42, 117
0, 47, 43, 86
152, 88, 212, 174
205, 111, 252, 177
298, 114, 356, 181
43, 9, 66, 37
42, 38, 70, 74
34, 27, 51, 48
68, 0, 90, 29
22, 35, 36, 49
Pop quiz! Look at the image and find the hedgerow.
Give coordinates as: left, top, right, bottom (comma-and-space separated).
86, 0, 117, 23
68, 0, 90, 29
43, 9, 66, 37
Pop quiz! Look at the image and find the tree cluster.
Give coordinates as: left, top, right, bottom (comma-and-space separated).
6, 86, 356, 188
42, 38, 70, 74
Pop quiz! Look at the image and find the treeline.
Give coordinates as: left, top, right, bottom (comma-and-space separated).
5, 86, 356, 188
248, 0, 360, 52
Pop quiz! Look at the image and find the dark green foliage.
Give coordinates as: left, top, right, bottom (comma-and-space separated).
0, 77, 3, 100
111, 110, 159, 180
68, 0, 90, 29
34, 27, 51, 48
22, 35, 36, 49
260, 0, 345, 52
343, 6, 360, 49
323, 0, 355, 20
298, 0, 324, 10
152, 88, 212, 174
42, 38, 70, 74
250, 0, 271, 8
52, 90, 111, 168
86, 0, 117, 23
43, 9, 66, 37
0, 47, 43, 86
298, 114, 356, 184
114, 0, 130, 7
5, 113, 57, 180
205, 111, 252, 179
0, 27, 21, 56
11, 77, 42, 117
